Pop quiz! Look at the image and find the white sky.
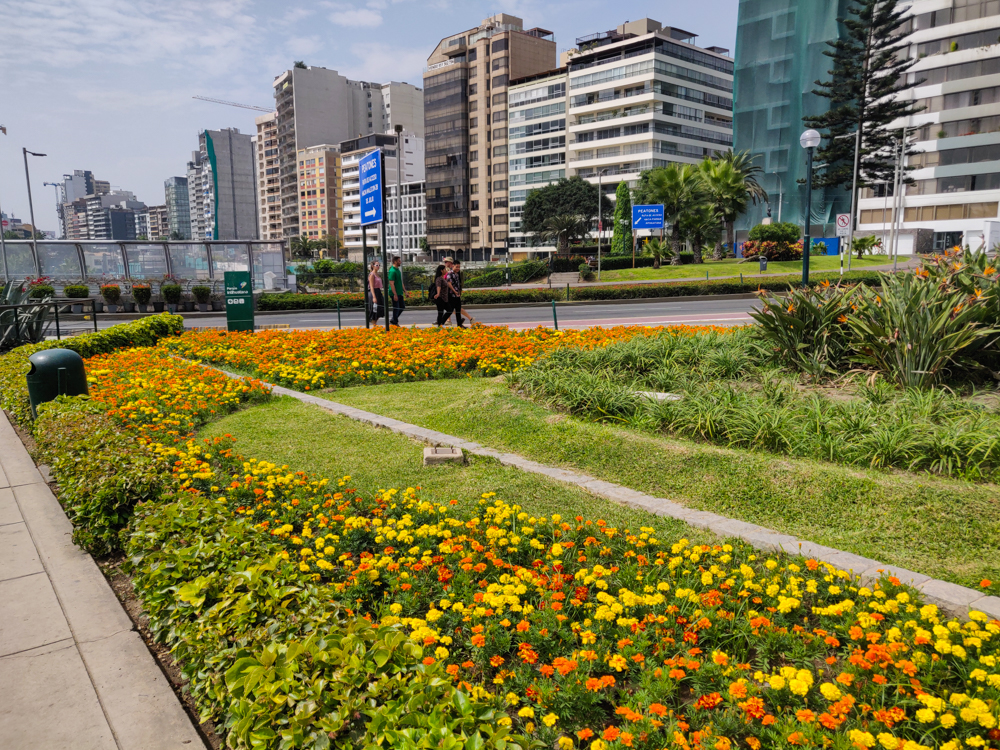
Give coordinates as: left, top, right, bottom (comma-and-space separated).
0, 0, 739, 232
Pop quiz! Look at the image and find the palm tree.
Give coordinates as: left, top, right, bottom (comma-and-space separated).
699, 160, 747, 261
647, 164, 709, 265
541, 214, 589, 253
719, 150, 768, 207
290, 234, 320, 259
680, 203, 722, 264
643, 237, 670, 268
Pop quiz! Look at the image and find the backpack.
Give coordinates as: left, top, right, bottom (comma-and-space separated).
429, 280, 439, 301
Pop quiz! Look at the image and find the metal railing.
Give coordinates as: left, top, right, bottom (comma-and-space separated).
0, 299, 99, 349
0, 240, 288, 289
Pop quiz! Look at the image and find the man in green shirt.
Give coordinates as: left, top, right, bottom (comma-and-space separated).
388, 255, 406, 327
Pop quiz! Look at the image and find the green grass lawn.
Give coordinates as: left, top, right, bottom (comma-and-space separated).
600, 254, 893, 282
319, 377, 1000, 590
198, 396, 714, 545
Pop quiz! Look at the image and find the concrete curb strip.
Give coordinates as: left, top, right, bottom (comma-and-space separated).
0, 412, 204, 750
231, 372, 1000, 620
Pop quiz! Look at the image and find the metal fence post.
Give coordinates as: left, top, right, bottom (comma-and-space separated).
54, 302, 61, 340
13, 307, 19, 345
551, 300, 559, 331
92, 299, 98, 333
566, 282, 570, 301
337, 301, 342, 330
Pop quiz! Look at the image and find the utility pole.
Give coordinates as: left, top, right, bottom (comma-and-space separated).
596, 168, 608, 281
395, 125, 404, 263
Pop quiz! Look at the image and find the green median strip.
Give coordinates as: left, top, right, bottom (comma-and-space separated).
317, 377, 1000, 591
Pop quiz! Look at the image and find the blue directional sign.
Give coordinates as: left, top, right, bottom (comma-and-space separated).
632, 204, 665, 230
359, 149, 384, 226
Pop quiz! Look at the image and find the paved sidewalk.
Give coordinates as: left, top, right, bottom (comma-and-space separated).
0, 411, 204, 750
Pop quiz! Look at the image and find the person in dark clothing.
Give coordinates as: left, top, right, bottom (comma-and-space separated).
431, 264, 453, 326
368, 261, 384, 324
448, 259, 465, 328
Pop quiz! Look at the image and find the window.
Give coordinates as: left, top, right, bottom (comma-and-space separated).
492, 38, 508, 53
470, 183, 479, 194
493, 180, 508, 191
470, 150, 479, 161
469, 66, 477, 78
470, 117, 479, 128
492, 92, 507, 106
492, 144, 508, 158
492, 75, 509, 88
492, 197, 508, 208
469, 84, 478, 95
493, 127, 507, 139
470, 100, 479, 112
468, 48, 477, 62
493, 110, 507, 122
470, 167, 479, 178
471, 200, 479, 210
493, 162, 508, 174
494, 214, 508, 224
470, 133, 479, 145
471, 216, 480, 226
492, 56, 509, 71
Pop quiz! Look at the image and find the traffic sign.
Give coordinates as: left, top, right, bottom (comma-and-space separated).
836, 213, 851, 237
224, 271, 254, 333
359, 149, 383, 226
632, 204, 665, 230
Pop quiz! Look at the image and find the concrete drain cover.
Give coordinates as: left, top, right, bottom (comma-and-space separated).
423, 446, 465, 465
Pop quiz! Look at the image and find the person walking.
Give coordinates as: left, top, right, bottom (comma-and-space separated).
388, 255, 406, 327
368, 260, 384, 325
432, 263, 454, 326
448, 258, 466, 328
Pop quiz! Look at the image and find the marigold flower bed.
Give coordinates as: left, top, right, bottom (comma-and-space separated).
150, 437, 1000, 750
161, 325, 733, 391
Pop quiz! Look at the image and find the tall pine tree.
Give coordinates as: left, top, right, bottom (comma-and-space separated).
611, 181, 633, 255
805, 0, 921, 190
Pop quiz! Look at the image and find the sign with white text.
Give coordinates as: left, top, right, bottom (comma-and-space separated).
359, 149, 384, 226
836, 213, 851, 237
632, 204, 665, 230
224, 271, 254, 333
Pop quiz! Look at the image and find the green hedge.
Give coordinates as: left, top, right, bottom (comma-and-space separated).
0, 313, 185, 427
258, 287, 564, 311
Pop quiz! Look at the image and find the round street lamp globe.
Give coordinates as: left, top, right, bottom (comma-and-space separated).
800, 129, 822, 149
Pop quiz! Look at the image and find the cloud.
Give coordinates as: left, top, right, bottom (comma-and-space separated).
327, 4, 383, 27
339, 42, 427, 85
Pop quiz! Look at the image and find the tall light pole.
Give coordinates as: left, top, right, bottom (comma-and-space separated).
43, 182, 61, 239
22, 148, 46, 276
394, 124, 403, 263
799, 129, 822, 287
0, 125, 8, 282
596, 168, 608, 281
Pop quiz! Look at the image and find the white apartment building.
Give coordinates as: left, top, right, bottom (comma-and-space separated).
565, 19, 734, 240
272, 66, 423, 238
255, 112, 281, 240
339, 133, 424, 260
857, 0, 1000, 252
507, 68, 569, 249
385, 181, 427, 259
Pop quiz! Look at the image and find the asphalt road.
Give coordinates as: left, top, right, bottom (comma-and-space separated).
85, 297, 758, 331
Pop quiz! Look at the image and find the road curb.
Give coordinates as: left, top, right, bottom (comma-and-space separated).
202, 370, 998, 621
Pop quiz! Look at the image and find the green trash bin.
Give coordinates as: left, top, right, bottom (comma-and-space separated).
26, 349, 89, 419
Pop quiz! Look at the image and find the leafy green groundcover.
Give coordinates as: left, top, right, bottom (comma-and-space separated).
0, 313, 184, 426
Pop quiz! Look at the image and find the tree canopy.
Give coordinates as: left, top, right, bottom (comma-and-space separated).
522, 176, 613, 238
611, 181, 633, 255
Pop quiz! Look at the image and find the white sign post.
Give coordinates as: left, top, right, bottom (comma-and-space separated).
835, 213, 851, 276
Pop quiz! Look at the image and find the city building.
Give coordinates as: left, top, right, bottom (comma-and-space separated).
140, 204, 170, 239
296, 144, 341, 242
255, 112, 282, 240
55, 170, 112, 238
565, 18, 733, 246
164, 176, 191, 240
272, 65, 423, 238
733, 0, 847, 234
62, 200, 90, 240
856, 0, 1000, 252
507, 67, 569, 249
85, 191, 146, 240
339, 132, 424, 260
386, 181, 427, 259
186, 128, 258, 241
423, 13, 558, 258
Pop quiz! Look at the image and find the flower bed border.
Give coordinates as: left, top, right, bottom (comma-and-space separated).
206, 365, 1000, 621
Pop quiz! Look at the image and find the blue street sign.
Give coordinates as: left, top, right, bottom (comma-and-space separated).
632, 204, 665, 230
359, 149, 383, 226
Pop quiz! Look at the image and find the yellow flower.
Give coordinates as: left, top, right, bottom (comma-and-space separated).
543, 713, 559, 727
820, 683, 841, 701
557, 739, 574, 750
517, 707, 535, 719
915, 708, 935, 723
940, 713, 957, 728
848, 731, 875, 748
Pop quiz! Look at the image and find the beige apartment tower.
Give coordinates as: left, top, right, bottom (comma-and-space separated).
296, 145, 342, 244
423, 14, 556, 258
255, 112, 281, 241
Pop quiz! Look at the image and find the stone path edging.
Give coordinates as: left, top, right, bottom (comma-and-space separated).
0, 410, 205, 750
212, 370, 1000, 621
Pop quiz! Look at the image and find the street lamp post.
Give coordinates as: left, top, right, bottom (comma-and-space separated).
799, 130, 821, 287
394, 124, 403, 263
596, 168, 608, 281
22, 148, 46, 276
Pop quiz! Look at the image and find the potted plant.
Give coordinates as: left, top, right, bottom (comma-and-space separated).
64, 284, 90, 314
100, 283, 121, 313
28, 283, 55, 300
132, 283, 152, 313
161, 283, 182, 313
191, 284, 212, 312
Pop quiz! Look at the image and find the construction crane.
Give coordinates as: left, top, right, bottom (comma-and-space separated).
193, 96, 273, 113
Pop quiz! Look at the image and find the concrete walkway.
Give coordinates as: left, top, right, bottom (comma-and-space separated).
0, 411, 204, 750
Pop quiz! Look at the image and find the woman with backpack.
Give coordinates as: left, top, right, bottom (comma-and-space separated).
431, 263, 455, 326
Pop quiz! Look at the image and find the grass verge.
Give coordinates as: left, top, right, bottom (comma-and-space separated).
320, 377, 1000, 590
600, 254, 892, 282
197, 395, 712, 543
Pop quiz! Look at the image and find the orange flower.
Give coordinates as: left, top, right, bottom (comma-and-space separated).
577, 729, 594, 740
602, 726, 621, 741
982, 579, 993, 588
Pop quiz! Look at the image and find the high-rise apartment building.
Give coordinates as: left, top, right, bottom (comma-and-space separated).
296, 145, 341, 241
423, 14, 557, 257
507, 68, 569, 249
272, 66, 423, 238
85, 191, 145, 240
566, 19, 733, 206
339, 133, 425, 260
255, 112, 282, 240
140, 204, 170, 239
856, 0, 1000, 252
386, 181, 427, 259
186, 128, 258, 241
56, 170, 110, 238
164, 176, 191, 240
